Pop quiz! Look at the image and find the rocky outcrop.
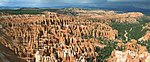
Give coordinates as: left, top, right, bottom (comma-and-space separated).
108, 39, 150, 62
139, 23, 150, 41
0, 11, 117, 62
0, 9, 146, 62
138, 31, 150, 41
57, 9, 144, 23
0, 37, 26, 62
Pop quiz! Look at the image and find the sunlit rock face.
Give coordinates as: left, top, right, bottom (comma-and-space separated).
108, 39, 150, 62
0, 8, 147, 62
0, 11, 118, 62
113, 12, 144, 23
138, 31, 150, 41
57, 9, 144, 23
139, 23, 150, 41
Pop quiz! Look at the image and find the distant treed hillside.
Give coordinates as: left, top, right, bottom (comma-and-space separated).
0, 9, 59, 14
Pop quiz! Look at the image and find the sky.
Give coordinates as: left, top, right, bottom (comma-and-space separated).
108, 0, 148, 2
0, 0, 149, 7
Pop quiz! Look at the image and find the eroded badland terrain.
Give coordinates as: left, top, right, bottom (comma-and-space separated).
0, 8, 150, 62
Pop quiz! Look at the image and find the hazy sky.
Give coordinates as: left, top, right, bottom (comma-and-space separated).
0, 0, 149, 7
108, 0, 148, 2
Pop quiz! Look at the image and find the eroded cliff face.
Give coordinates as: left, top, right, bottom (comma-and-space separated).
138, 22, 150, 41
57, 9, 144, 23
108, 39, 150, 62
0, 37, 26, 62
0, 9, 149, 62
0, 11, 118, 62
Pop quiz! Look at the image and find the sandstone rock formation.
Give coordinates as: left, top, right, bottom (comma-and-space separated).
0, 8, 147, 62
0, 11, 118, 62
139, 31, 150, 41
108, 39, 150, 62
139, 23, 150, 41
57, 9, 144, 23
